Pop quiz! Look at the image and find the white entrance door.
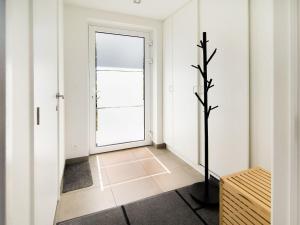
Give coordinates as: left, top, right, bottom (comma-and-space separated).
89, 26, 152, 154
33, 0, 60, 224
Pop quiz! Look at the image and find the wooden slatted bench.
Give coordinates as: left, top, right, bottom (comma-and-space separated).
220, 167, 271, 225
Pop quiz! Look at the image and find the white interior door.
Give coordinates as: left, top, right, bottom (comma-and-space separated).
58, 0, 65, 190
89, 26, 152, 154
33, 0, 59, 224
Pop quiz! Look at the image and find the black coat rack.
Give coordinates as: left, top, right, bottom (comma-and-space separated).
190, 32, 219, 205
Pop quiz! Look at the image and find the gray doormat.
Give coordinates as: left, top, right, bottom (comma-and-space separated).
62, 160, 93, 193
57, 183, 219, 225
125, 191, 205, 225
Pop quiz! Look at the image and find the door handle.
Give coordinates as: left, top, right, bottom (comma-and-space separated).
56, 93, 64, 99
37, 107, 40, 125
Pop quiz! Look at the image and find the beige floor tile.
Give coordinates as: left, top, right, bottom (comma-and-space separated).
56, 147, 205, 222
111, 177, 162, 205
153, 167, 199, 192
132, 147, 153, 160
141, 158, 167, 175
105, 161, 147, 184
98, 149, 135, 166
147, 146, 170, 156
155, 152, 188, 171
182, 165, 204, 181
56, 187, 116, 222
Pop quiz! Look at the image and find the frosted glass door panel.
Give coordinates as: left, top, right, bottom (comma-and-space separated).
96, 107, 144, 146
96, 33, 144, 69
97, 70, 144, 107
95, 32, 145, 147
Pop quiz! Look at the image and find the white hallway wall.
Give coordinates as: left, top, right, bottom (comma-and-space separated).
6, 0, 33, 224
0, 0, 5, 223
64, 4, 163, 159
250, 0, 273, 171
163, 0, 199, 166
163, 0, 250, 176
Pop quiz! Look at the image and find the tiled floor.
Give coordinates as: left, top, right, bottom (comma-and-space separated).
55, 146, 204, 223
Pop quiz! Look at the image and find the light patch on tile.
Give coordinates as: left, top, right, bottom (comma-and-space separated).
155, 152, 188, 171
147, 148, 171, 174
105, 161, 147, 184
153, 166, 200, 192
132, 147, 153, 159
100, 157, 154, 169
104, 170, 169, 189
96, 155, 108, 191
98, 149, 136, 166
141, 158, 167, 175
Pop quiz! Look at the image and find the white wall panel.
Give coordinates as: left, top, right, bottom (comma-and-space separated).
199, 0, 249, 176
0, 0, 5, 223
172, 0, 199, 164
163, 18, 174, 148
6, 0, 33, 224
250, 0, 273, 171
163, 0, 249, 177
163, 0, 199, 165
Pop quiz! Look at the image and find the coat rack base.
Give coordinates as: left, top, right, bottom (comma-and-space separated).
190, 181, 219, 206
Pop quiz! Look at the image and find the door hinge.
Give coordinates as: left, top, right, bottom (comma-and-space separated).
148, 130, 153, 138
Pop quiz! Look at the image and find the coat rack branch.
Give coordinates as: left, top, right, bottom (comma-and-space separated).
208, 84, 215, 90
207, 48, 217, 64
191, 64, 205, 78
195, 92, 205, 107
208, 105, 219, 117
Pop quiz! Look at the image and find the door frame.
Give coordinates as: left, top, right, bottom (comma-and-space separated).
0, 0, 5, 223
290, 0, 300, 223
272, 0, 299, 223
88, 25, 152, 154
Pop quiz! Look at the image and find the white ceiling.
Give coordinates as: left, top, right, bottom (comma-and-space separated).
64, 0, 191, 20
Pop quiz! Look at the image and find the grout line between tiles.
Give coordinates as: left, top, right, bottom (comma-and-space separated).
109, 186, 118, 207
101, 156, 156, 169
